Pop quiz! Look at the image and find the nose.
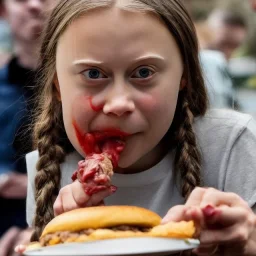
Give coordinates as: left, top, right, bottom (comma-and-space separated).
103, 84, 135, 117
27, 0, 44, 14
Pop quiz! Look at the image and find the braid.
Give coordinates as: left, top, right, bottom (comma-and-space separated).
173, 95, 202, 200
31, 93, 65, 241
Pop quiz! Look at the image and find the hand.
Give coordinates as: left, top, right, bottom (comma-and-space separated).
0, 227, 32, 256
11, 229, 33, 256
0, 172, 27, 199
162, 187, 256, 256
0, 227, 20, 256
14, 244, 26, 255
53, 180, 115, 216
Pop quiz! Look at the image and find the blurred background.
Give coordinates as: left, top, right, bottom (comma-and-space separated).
183, 0, 256, 118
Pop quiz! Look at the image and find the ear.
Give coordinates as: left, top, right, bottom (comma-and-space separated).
54, 74, 61, 101
180, 77, 187, 91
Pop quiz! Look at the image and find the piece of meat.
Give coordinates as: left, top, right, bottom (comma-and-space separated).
72, 138, 125, 196
40, 226, 150, 246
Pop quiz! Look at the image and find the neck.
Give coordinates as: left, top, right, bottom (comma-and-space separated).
14, 40, 40, 70
116, 140, 169, 174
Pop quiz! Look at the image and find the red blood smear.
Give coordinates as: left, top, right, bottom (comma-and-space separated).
71, 170, 78, 181
73, 119, 128, 165
81, 168, 98, 183
72, 120, 128, 196
89, 97, 104, 112
84, 185, 108, 195
110, 185, 117, 193
94, 174, 110, 184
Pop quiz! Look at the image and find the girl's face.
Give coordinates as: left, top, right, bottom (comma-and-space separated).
56, 7, 183, 172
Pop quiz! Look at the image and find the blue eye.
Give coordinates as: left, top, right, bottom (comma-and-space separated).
83, 69, 106, 79
132, 67, 154, 79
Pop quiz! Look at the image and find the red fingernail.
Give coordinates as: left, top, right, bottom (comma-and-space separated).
110, 185, 117, 193
203, 205, 216, 217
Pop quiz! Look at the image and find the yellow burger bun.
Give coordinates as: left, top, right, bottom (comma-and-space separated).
42, 206, 161, 237
40, 206, 196, 246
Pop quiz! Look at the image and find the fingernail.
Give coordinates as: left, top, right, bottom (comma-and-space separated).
202, 205, 216, 217
15, 244, 25, 252
110, 185, 117, 193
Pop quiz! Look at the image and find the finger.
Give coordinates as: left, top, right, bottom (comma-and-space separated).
53, 194, 64, 216
203, 205, 255, 228
97, 200, 105, 206
71, 180, 90, 206
161, 205, 187, 223
0, 227, 21, 255
86, 188, 113, 207
162, 205, 204, 225
200, 223, 250, 244
14, 244, 26, 254
184, 206, 204, 230
192, 244, 218, 256
200, 189, 246, 208
61, 186, 83, 213
185, 187, 207, 207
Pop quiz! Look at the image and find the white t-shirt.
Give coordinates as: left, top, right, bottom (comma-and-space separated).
26, 109, 256, 227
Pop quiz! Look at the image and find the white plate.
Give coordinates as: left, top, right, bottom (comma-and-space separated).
24, 237, 200, 256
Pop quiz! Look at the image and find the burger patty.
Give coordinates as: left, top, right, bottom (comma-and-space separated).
41, 225, 151, 246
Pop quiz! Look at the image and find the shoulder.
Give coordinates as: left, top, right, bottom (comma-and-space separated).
26, 150, 39, 180
194, 109, 253, 135
193, 109, 255, 160
25, 150, 82, 187
26, 150, 39, 164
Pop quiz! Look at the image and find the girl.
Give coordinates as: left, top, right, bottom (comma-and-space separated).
19, 0, 256, 255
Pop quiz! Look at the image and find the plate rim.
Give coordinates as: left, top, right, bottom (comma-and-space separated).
24, 237, 200, 256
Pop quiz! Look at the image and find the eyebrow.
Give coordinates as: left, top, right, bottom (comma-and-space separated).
73, 55, 165, 65
72, 59, 104, 66
133, 54, 165, 62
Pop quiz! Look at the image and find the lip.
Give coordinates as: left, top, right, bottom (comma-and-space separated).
91, 128, 130, 143
73, 119, 132, 155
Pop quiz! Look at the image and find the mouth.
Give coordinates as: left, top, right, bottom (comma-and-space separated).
84, 128, 129, 153
83, 129, 129, 168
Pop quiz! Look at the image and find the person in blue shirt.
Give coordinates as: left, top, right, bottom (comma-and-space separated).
0, 0, 54, 254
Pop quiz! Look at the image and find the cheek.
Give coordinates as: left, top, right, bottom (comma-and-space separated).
63, 94, 95, 153
136, 86, 180, 141
138, 94, 158, 112
137, 89, 177, 121
71, 95, 96, 130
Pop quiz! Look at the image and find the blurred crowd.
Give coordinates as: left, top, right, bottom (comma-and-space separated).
0, 0, 255, 255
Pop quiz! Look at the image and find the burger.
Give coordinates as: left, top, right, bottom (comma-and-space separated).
29, 206, 196, 248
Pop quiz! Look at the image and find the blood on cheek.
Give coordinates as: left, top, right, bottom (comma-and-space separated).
71, 95, 102, 154
89, 96, 104, 112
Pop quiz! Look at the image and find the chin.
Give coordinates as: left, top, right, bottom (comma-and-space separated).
117, 152, 142, 170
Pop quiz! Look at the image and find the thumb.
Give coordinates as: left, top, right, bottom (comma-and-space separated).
161, 205, 187, 224
15, 244, 26, 254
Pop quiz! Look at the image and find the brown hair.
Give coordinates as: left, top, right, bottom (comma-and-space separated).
31, 0, 208, 241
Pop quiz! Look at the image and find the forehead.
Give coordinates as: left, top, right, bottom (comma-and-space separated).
57, 7, 181, 65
